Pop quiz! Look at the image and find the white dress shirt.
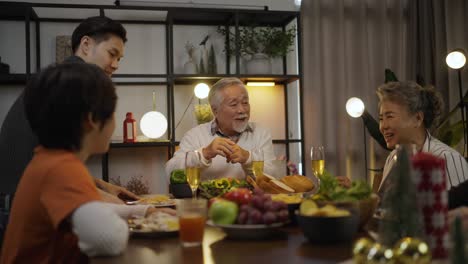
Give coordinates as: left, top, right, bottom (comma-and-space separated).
165, 121, 276, 182
380, 132, 468, 191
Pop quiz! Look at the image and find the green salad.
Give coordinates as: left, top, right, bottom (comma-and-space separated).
312, 170, 372, 202
198, 178, 250, 199
170, 169, 187, 184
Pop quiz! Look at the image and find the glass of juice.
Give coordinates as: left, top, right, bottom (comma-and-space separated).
185, 151, 201, 198
310, 146, 325, 176
251, 148, 264, 179
176, 198, 207, 247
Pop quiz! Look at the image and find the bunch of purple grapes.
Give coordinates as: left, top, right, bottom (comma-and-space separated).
236, 188, 289, 225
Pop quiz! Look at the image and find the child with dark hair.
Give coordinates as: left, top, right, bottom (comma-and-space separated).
0, 63, 174, 264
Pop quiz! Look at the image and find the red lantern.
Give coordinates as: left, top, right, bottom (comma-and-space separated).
123, 112, 137, 143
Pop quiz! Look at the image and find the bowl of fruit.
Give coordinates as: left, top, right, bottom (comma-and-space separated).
296, 200, 359, 244
207, 188, 289, 240
271, 193, 303, 225
310, 171, 378, 229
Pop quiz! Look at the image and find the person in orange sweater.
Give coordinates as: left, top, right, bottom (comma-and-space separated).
0, 63, 174, 264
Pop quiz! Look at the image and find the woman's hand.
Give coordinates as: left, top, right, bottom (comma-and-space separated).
449, 206, 468, 231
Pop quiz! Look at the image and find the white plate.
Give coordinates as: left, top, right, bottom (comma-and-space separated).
129, 227, 178, 238
131, 194, 176, 207
207, 220, 285, 240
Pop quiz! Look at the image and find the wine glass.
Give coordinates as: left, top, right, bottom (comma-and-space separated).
185, 151, 201, 198
251, 148, 264, 179
310, 146, 325, 176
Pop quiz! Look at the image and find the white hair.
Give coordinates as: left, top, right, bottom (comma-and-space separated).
208, 77, 246, 110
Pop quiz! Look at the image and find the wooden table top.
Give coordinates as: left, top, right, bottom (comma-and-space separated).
91, 226, 357, 264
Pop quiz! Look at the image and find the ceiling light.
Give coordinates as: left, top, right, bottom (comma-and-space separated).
246, 82, 275, 87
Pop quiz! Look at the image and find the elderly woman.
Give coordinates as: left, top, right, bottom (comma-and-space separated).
377, 81, 468, 193
338, 81, 468, 191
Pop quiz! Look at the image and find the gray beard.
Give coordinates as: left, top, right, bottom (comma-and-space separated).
233, 121, 249, 133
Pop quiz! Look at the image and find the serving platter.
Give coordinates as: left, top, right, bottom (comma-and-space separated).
207, 220, 285, 240
129, 228, 178, 238
128, 212, 179, 238
127, 194, 176, 207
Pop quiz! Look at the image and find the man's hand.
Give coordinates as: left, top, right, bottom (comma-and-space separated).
336, 176, 351, 188
145, 207, 177, 217
98, 189, 124, 204
202, 137, 235, 160
227, 144, 250, 164
95, 178, 140, 201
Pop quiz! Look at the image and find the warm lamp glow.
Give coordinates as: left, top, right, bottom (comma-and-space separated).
140, 111, 168, 139
346, 97, 365, 118
194, 83, 210, 99
246, 82, 275, 87
446, 50, 466, 69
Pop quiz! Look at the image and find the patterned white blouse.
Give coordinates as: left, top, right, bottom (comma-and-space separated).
379, 132, 468, 191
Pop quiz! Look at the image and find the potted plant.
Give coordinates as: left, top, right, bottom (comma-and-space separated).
217, 25, 296, 74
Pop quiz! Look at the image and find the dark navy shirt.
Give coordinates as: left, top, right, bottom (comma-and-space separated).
0, 55, 85, 194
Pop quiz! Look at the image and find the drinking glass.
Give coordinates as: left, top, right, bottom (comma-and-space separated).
310, 146, 325, 176
251, 148, 264, 179
185, 151, 201, 198
176, 198, 207, 247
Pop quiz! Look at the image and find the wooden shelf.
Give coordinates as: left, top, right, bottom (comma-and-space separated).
173, 74, 300, 85
171, 8, 297, 26
0, 1, 304, 176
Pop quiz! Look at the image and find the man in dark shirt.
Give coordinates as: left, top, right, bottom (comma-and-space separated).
0, 16, 137, 221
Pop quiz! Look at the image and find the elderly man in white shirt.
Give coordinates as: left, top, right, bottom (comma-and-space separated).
165, 77, 276, 181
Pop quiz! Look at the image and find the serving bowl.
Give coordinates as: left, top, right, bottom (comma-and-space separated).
313, 193, 380, 230
169, 183, 192, 198
357, 193, 380, 228
296, 210, 359, 244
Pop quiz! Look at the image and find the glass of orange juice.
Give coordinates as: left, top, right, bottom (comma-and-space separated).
176, 198, 207, 247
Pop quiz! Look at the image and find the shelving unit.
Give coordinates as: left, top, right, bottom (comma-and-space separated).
0, 1, 304, 182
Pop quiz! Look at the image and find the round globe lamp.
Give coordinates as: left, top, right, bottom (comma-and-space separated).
346, 97, 365, 118
140, 111, 168, 139
446, 50, 466, 69
194, 83, 210, 99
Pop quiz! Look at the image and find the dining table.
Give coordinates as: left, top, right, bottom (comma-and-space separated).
91, 225, 359, 264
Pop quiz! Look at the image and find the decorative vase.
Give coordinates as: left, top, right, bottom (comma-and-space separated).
183, 59, 197, 74
246, 53, 271, 74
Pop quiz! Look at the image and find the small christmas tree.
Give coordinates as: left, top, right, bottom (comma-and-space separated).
378, 146, 424, 246
451, 216, 466, 264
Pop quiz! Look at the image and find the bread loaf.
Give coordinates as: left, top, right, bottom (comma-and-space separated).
269, 179, 295, 193
246, 176, 258, 189
258, 180, 279, 194
256, 174, 295, 194
280, 175, 314, 192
